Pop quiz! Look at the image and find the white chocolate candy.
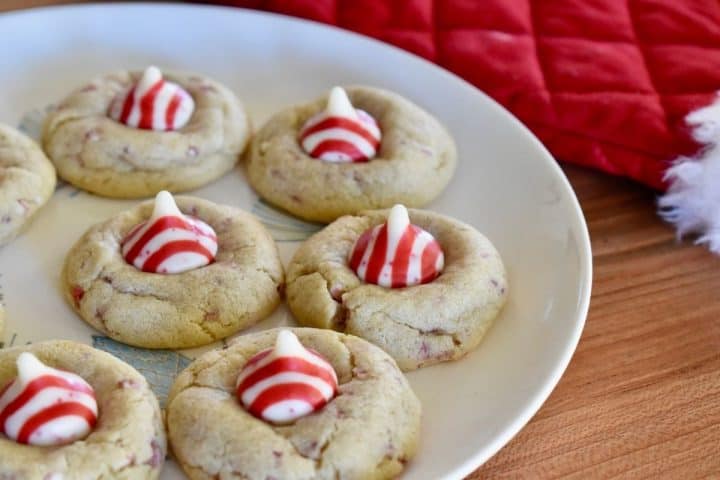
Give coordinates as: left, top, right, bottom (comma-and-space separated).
349, 204, 444, 288
109, 66, 195, 131
299, 86, 381, 163
121, 191, 218, 274
326, 86, 358, 118
235, 330, 338, 425
0, 353, 98, 446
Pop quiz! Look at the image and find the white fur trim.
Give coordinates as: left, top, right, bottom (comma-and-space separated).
658, 96, 720, 253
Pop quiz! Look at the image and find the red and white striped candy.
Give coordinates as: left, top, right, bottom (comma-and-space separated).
0, 352, 98, 446
121, 191, 218, 274
236, 330, 338, 425
349, 204, 444, 288
108, 66, 194, 131
299, 86, 381, 163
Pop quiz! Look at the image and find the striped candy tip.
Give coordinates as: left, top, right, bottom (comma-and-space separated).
0, 352, 98, 446
349, 204, 445, 288
299, 86, 381, 163
235, 330, 338, 425
121, 191, 218, 274
109, 65, 194, 131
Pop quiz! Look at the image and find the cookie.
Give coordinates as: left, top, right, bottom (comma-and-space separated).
167, 328, 421, 480
246, 86, 456, 222
0, 124, 56, 247
42, 67, 249, 198
62, 195, 284, 349
286, 208, 508, 371
0, 340, 165, 478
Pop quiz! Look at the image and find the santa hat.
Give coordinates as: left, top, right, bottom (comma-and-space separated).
659, 99, 720, 253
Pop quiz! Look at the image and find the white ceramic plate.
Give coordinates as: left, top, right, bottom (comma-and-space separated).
0, 4, 592, 479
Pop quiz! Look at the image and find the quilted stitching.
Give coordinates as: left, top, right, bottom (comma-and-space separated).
212, 0, 720, 191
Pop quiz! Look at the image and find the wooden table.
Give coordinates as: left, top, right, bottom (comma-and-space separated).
3, 2, 719, 477
475, 164, 720, 478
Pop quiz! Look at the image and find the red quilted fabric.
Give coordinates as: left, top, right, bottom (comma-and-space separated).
210, 0, 720, 191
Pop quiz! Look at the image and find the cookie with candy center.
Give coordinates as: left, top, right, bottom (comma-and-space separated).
0, 124, 56, 247
349, 204, 444, 288
121, 190, 218, 274
108, 65, 195, 131
63, 195, 284, 349
236, 330, 338, 424
167, 328, 421, 479
43, 67, 250, 198
247, 85, 457, 222
0, 341, 167, 476
298, 86, 381, 163
286, 207, 507, 371
0, 352, 98, 446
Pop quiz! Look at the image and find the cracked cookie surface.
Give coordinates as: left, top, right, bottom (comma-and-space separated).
286, 209, 508, 371
167, 327, 421, 480
62, 196, 284, 349
246, 86, 456, 223
0, 340, 166, 479
42, 70, 249, 198
0, 124, 56, 247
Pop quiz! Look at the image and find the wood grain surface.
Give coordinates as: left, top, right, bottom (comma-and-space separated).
473, 164, 720, 478
2, 1, 719, 478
